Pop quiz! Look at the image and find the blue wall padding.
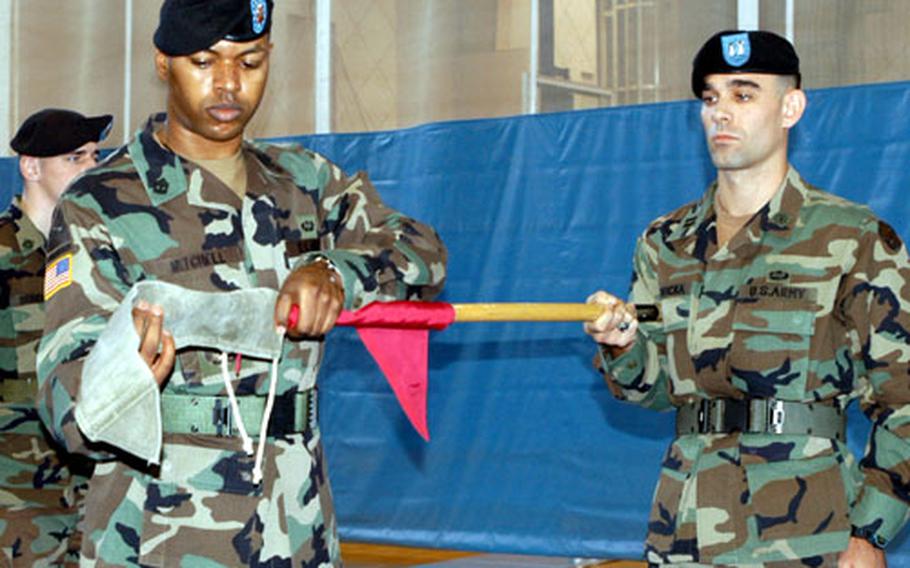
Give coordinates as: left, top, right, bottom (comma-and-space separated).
6, 80, 910, 561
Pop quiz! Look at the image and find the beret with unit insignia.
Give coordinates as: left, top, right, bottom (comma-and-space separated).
691, 30, 801, 97
154, 0, 274, 57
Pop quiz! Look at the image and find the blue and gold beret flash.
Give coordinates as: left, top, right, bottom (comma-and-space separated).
691, 30, 800, 97
154, 0, 274, 57
11, 109, 112, 157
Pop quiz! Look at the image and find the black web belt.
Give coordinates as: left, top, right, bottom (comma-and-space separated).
676, 398, 846, 442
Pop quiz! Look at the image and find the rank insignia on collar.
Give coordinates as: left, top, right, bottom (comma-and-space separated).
298, 214, 318, 239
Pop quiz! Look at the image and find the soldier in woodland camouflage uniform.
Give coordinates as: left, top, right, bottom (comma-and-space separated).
586, 31, 904, 567
0, 109, 110, 565
35, 0, 446, 566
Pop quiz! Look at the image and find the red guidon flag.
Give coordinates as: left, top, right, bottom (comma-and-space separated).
336, 302, 456, 441
292, 301, 656, 440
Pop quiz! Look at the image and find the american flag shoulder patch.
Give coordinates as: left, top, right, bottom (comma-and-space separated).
44, 253, 73, 300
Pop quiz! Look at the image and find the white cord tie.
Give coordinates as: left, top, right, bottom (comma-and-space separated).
220, 329, 285, 485
219, 352, 254, 455
252, 354, 280, 484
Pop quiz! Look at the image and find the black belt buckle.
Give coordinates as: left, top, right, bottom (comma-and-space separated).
213, 398, 233, 437
720, 398, 749, 434
697, 398, 748, 434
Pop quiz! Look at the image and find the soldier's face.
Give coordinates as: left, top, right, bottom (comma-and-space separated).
700, 73, 799, 172
37, 141, 100, 200
158, 36, 271, 152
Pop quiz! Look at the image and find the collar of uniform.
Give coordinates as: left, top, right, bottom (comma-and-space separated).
9, 196, 46, 254
129, 115, 298, 206
665, 182, 717, 243
244, 140, 302, 184
129, 113, 189, 207
755, 164, 804, 240
666, 164, 804, 244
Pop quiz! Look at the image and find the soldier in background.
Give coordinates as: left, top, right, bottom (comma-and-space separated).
36, 0, 446, 565
585, 30, 902, 566
0, 109, 110, 565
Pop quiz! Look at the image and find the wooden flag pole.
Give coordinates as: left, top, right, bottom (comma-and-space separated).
451, 303, 659, 323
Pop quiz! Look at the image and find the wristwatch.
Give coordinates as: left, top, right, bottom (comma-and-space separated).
311, 255, 344, 287
851, 525, 887, 549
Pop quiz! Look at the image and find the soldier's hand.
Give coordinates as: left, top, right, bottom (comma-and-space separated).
132, 300, 176, 387
275, 260, 345, 338
584, 291, 638, 351
838, 536, 886, 567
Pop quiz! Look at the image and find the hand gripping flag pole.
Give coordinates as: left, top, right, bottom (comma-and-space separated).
288, 302, 659, 440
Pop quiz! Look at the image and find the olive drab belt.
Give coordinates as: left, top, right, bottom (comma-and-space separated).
676, 398, 846, 442
161, 390, 315, 438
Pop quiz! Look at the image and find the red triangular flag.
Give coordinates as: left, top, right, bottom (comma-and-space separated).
355, 327, 432, 440
336, 301, 455, 440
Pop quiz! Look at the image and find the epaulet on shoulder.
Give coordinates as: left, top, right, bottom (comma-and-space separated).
251, 139, 317, 159
0, 213, 16, 250
643, 199, 699, 238
255, 140, 330, 170
252, 141, 340, 189
63, 162, 121, 200
803, 183, 873, 226
0, 209, 15, 229
250, 139, 292, 152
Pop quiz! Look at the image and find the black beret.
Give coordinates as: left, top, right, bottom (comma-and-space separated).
154, 0, 274, 57
10, 109, 113, 157
691, 30, 800, 97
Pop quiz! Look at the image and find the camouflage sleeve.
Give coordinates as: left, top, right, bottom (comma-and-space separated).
596, 233, 672, 410
0, 275, 17, 379
294, 164, 447, 309
0, 225, 24, 379
36, 194, 133, 459
840, 217, 910, 546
